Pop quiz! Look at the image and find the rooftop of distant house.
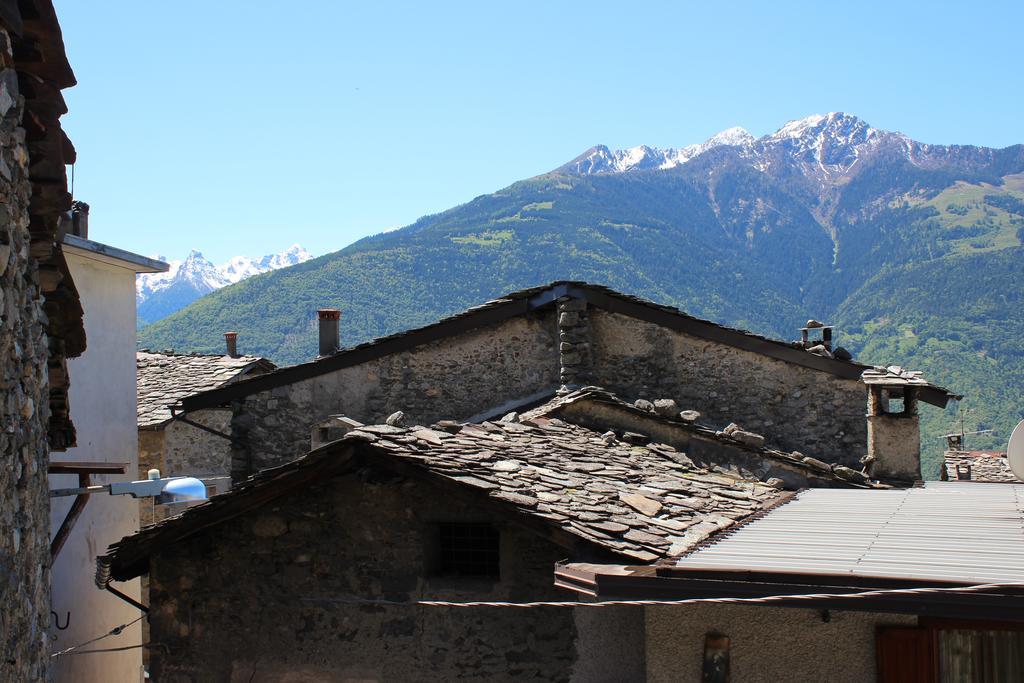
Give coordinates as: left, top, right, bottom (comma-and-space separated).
178, 281, 960, 413
136, 350, 276, 429
942, 450, 1018, 483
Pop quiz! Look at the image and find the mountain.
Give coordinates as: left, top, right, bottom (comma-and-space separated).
136, 245, 311, 325
138, 113, 1024, 476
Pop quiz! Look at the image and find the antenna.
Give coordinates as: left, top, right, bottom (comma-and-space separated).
1008, 419, 1024, 480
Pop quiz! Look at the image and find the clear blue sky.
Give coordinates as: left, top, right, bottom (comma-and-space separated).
54, 1, 1024, 263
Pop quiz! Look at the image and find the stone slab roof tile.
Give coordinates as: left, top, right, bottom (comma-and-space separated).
100, 416, 793, 581
942, 450, 1018, 483
523, 387, 883, 488
137, 350, 275, 428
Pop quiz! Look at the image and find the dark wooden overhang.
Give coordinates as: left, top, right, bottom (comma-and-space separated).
1, 0, 85, 449
554, 563, 1024, 622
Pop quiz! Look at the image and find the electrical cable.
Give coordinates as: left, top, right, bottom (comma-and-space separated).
50, 614, 145, 659
295, 579, 1024, 609
53, 580, 1021, 656
54, 643, 165, 656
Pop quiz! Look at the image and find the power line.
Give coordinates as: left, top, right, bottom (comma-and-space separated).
296, 580, 1024, 609
54, 581, 1021, 656
50, 614, 145, 659
55, 643, 165, 657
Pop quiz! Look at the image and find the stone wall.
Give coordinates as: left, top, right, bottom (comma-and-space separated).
0, 30, 52, 681
147, 460, 580, 682
139, 411, 234, 527
223, 300, 872, 482
229, 311, 559, 479
644, 604, 916, 682
586, 310, 868, 466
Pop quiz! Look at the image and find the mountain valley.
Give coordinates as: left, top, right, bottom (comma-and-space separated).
138, 113, 1024, 475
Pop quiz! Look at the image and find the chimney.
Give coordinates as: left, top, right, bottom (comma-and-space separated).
71, 201, 89, 239
800, 320, 832, 351
317, 309, 341, 357
224, 331, 239, 358
864, 385, 921, 482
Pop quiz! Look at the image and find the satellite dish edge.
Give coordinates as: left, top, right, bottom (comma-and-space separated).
1007, 419, 1024, 481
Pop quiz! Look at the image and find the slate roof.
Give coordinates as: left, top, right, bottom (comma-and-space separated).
137, 351, 276, 428
178, 281, 959, 413
942, 450, 1018, 483
861, 365, 961, 400
524, 387, 880, 488
100, 415, 791, 581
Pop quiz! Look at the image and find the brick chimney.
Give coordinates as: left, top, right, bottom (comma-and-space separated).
317, 309, 341, 357
224, 331, 238, 358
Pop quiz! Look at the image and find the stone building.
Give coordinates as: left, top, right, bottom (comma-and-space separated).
0, 2, 82, 680
941, 450, 1017, 482
101, 284, 963, 681
101, 397, 875, 681
136, 347, 275, 525
180, 282, 956, 486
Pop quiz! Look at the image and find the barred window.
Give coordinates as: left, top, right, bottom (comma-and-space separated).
436, 523, 500, 577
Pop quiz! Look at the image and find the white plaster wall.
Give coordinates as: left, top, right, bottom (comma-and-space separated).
48, 253, 143, 683
644, 604, 917, 682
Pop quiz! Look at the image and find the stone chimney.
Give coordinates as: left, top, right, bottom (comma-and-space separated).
70, 200, 89, 238
317, 309, 341, 357
557, 295, 591, 394
800, 320, 832, 351
224, 331, 238, 358
864, 385, 921, 482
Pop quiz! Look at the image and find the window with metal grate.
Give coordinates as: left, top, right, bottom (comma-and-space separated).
436, 523, 500, 577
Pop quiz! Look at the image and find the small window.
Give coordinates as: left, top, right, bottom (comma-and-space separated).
877, 387, 912, 417
437, 523, 500, 577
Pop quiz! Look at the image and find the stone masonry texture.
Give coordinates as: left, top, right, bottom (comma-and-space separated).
146, 465, 578, 682
231, 311, 559, 480
228, 302, 868, 482
585, 309, 867, 466
0, 29, 53, 681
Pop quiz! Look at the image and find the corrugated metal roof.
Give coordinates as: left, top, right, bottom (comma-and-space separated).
674, 482, 1024, 584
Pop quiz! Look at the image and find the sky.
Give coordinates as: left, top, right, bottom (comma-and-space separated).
53, 1, 1024, 263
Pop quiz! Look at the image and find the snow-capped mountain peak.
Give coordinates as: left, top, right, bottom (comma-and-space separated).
767, 112, 879, 147
704, 126, 755, 148
557, 125, 754, 175
556, 113, 933, 183
136, 244, 313, 325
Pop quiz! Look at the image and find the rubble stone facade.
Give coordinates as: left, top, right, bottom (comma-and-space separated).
0, 29, 52, 680
147, 465, 580, 681
585, 310, 867, 466
226, 296, 869, 482
230, 312, 560, 479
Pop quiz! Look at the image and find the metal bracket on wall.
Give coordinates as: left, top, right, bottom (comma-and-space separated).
48, 461, 128, 560
169, 405, 245, 448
